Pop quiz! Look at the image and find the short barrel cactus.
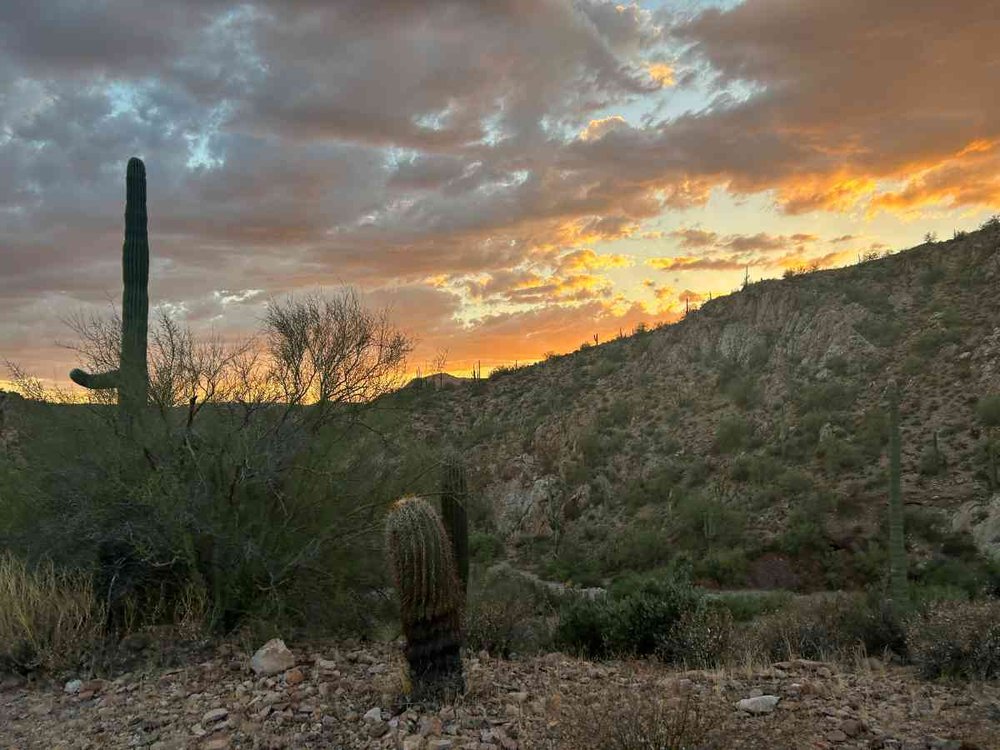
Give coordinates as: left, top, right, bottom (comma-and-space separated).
385, 496, 464, 702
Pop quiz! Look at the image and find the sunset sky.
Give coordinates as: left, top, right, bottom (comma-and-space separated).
2, 0, 999, 384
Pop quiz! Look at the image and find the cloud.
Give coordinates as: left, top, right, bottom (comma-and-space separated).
2, 0, 999, 383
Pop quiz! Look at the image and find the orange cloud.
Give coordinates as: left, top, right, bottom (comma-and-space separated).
579, 115, 630, 142
646, 62, 675, 87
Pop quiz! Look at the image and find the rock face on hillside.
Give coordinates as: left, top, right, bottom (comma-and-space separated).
408, 225, 1000, 587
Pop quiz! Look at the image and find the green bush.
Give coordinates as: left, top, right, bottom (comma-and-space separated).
906, 600, 1000, 679
976, 394, 1000, 427
711, 590, 793, 622
469, 531, 504, 566
556, 572, 718, 663
715, 415, 751, 453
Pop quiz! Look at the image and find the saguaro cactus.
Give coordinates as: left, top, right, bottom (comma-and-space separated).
70, 157, 150, 422
385, 496, 464, 702
887, 380, 907, 606
440, 457, 470, 593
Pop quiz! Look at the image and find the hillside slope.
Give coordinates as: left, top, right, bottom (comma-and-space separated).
406, 225, 1000, 591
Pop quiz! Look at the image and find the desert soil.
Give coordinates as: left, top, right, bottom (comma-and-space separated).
2, 640, 998, 749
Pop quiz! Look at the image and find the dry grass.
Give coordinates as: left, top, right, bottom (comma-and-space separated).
556, 687, 712, 750
0, 551, 104, 673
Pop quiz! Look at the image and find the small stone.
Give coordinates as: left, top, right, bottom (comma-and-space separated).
201, 735, 230, 750
78, 690, 95, 701
827, 729, 848, 743
736, 695, 780, 715
507, 691, 529, 704
368, 720, 389, 738
363, 707, 383, 722
64, 679, 83, 695
202, 708, 228, 725
420, 716, 443, 737
403, 735, 425, 750
841, 719, 862, 737
250, 638, 296, 676
284, 667, 305, 685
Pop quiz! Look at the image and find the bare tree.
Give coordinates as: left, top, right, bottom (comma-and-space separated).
263, 290, 412, 414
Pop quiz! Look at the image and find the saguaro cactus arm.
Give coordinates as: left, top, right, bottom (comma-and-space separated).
69, 368, 120, 389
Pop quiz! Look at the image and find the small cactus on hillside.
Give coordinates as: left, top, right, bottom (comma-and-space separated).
440, 457, 470, 593
70, 157, 150, 426
887, 380, 908, 607
385, 496, 464, 702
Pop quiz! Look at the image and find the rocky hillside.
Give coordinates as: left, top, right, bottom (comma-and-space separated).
404, 224, 1000, 591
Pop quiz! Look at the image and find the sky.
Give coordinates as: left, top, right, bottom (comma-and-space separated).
2, 0, 1000, 385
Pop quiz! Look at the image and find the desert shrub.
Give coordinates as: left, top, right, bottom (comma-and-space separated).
3, 291, 414, 640
464, 566, 555, 657
911, 328, 962, 358
776, 468, 814, 496
976, 394, 1000, 427
715, 415, 751, 453
711, 590, 794, 622
544, 528, 605, 587
816, 433, 861, 471
906, 600, 1000, 680
556, 572, 723, 664
692, 548, 748, 587
0, 552, 104, 674
721, 375, 760, 409
556, 687, 709, 750
729, 453, 781, 484
854, 316, 904, 347
603, 524, 674, 572
798, 381, 856, 413
751, 592, 905, 661
673, 492, 747, 550
469, 531, 504, 566
661, 603, 735, 668
856, 409, 889, 458
844, 285, 894, 316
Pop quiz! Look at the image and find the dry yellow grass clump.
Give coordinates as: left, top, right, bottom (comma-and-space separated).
0, 551, 103, 673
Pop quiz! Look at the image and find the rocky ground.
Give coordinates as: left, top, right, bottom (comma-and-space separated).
2, 640, 999, 750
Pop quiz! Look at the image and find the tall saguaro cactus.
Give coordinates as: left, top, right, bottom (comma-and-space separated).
385, 496, 464, 703
887, 379, 907, 606
70, 157, 150, 423
440, 457, 470, 593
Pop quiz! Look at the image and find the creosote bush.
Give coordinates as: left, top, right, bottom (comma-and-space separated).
464, 565, 556, 657
556, 572, 733, 667
751, 591, 905, 661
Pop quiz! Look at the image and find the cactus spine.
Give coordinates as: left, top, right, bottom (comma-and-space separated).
385, 496, 464, 702
887, 380, 907, 606
440, 458, 470, 592
70, 157, 150, 423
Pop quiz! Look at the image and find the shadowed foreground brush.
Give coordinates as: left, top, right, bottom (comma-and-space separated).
557, 687, 710, 750
385, 496, 465, 703
0, 552, 104, 674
